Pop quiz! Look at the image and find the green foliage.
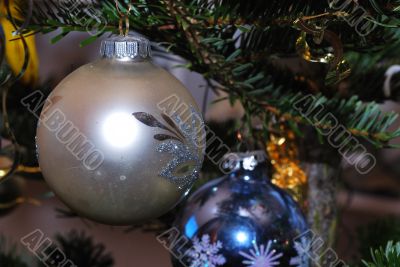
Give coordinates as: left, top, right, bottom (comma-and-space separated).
0, 252, 28, 267
362, 241, 400, 267
0, 237, 29, 267
13, 0, 400, 147
0, 232, 114, 267
43, 231, 114, 267
358, 218, 400, 261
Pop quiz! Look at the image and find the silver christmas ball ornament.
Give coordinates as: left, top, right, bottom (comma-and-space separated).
36, 35, 205, 225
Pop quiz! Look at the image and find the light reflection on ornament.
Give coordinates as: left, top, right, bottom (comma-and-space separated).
236, 231, 249, 243
185, 215, 198, 238
102, 112, 137, 148
238, 207, 251, 217
243, 156, 257, 170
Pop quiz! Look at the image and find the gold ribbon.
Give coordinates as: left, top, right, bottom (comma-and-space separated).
294, 18, 351, 84
0, 164, 45, 211
0, 196, 41, 209
116, 0, 133, 36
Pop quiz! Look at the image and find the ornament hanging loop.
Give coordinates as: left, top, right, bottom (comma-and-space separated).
116, 0, 132, 36
294, 18, 351, 84
119, 15, 130, 36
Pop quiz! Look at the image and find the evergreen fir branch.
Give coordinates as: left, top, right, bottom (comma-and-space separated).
340, 28, 400, 102
13, 0, 400, 147
246, 91, 400, 147
357, 218, 400, 262
37, 231, 115, 267
0, 236, 29, 267
18, 0, 400, 50
362, 241, 400, 267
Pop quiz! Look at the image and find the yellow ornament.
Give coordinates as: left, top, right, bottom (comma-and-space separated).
0, 0, 39, 85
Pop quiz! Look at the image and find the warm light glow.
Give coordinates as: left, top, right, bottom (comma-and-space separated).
103, 112, 137, 148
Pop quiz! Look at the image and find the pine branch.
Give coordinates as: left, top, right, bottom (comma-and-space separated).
362, 241, 400, 267
0, 237, 29, 267
357, 218, 400, 262
13, 0, 400, 147
43, 231, 115, 267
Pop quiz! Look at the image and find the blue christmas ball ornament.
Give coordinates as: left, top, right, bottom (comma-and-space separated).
170, 150, 310, 267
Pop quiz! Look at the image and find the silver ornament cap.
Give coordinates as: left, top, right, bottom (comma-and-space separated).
222, 150, 268, 172
100, 35, 152, 61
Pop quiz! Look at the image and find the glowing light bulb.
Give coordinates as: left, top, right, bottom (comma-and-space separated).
102, 112, 137, 148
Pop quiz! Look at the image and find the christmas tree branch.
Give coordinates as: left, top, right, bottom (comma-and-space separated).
362, 241, 400, 267
13, 0, 400, 147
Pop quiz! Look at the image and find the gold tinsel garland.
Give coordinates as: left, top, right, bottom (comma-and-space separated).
267, 127, 308, 208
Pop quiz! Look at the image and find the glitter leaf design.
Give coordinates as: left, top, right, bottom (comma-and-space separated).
157, 140, 200, 189
154, 134, 181, 142
162, 113, 185, 140
239, 240, 283, 267
133, 106, 205, 190
186, 234, 226, 267
133, 112, 183, 141
132, 112, 169, 129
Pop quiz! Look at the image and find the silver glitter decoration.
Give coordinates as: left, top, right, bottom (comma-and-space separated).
157, 107, 205, 190
133, 106, 205, 190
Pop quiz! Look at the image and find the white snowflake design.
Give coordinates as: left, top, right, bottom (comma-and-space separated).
239, 240, 283, 267
186, 234, 226, 267
290, 237, 311, 267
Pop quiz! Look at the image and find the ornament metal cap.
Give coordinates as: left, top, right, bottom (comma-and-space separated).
221, 150, 268, 172
100, 35, 152, 61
